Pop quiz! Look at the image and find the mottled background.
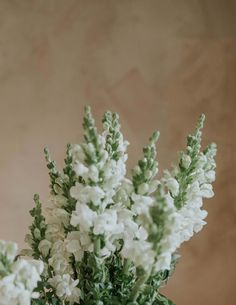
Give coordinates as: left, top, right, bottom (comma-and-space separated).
0, 1, 235, 304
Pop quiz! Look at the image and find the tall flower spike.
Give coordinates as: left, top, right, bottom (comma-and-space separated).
44, 147, 62, 195
103, 111, 124, 161
172, 114, 206, 209
132, 130, 160, 195
82, 105, 102, 165
26, 194, 47, 260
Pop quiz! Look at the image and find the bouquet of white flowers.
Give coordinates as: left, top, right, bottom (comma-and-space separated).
0, 106, 217, 305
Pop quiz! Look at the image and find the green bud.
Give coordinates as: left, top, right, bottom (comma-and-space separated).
33, 228, 41, 240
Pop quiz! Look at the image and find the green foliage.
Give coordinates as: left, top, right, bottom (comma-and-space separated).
77, 252, 137, 305
78, 252, 111, 305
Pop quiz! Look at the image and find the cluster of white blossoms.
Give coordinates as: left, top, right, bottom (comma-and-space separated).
147, 115, 217, 272
18, 107, 216, 304
0, 240, 43, 305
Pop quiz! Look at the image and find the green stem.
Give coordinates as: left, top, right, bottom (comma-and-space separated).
130, 272, 149, 302
94, 237, 101, 256
123, 258, 131, 274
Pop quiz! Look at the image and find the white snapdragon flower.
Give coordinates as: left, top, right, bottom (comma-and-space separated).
137, 180, 159, 196
166, 177, 179, 197
102, 158, 127, 191
0, 241, 43, 305
65, 231, 86, 261
49, 194, 68, 208
200, 183, 214, 198
49, 274, 80, 304
46, 207, 70, 227
131, 193, 153, 215
74, 161, 89, 177
163, 171, 179, 197
48, 240, 72, 275
74, 162, 100, 184
122, 239, 155, 272
93, 209, 124, 236
70, 183, 105, 206
88, 164, 100, 182
71, 202, 97, 231
45, 222, 65, 243
66, 230, 94, 258
72, 144, 85, 163
205, 170, 216, 183
115, 206, 138, 241
0, 240, 18, 262
114, 179, 133, 207
12, 259, 43, 292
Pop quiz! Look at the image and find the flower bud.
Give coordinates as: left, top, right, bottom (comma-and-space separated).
181, 154, 191, 169
38, 240, 52, 257
34, 228, 41, 240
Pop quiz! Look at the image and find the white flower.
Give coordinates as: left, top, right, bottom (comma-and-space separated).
48, 240, 72, 275
88, 164, 99, 182
74, 161, 89, 177
71, 203, 97, 231
137, 183, 149, 195
181, 154, 191, 169
205, 170, 216, 183
186, 181, 201, 201
12, 259, 43, 291
147, 180, 159, 194
72, 144, 85, 162
49, 274, 80, 303
116, 207, 139, 240
0, 242, 43, 305
93, 209, 123, 236
70, 183, 105, 206
102, 159, 127, 190
0, 240, 18, 262
166, 177, 179, 197
131, 193, 153, 215
65, 231, 84, 261
45, 223, 65, 242
121, 239, 155, 272
200, 183, 214, 198
50, 194, 68, 208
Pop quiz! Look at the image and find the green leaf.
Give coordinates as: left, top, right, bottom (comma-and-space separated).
156, 294, 176, 305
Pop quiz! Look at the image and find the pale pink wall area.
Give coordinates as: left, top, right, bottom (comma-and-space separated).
0, 1, 235, 304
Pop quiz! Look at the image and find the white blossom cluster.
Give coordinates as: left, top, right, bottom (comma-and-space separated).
0, 240, 43, 305
151, 116, 217, 272
20, 108, 216, 303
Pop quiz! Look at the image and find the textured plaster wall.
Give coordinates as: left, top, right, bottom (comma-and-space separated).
0, 1, 235, 304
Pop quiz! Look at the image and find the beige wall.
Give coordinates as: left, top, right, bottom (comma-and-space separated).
0, 1, 235, 304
